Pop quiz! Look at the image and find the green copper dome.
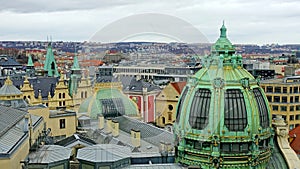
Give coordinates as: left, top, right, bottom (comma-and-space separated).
174, 23, 274, 168
78, 88, 139, 119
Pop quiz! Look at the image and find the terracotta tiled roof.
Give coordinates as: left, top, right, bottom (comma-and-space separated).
170, 81, 186, 94
289, 125, 300, 154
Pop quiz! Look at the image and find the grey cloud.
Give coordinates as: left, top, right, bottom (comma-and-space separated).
0, 0, 134, 13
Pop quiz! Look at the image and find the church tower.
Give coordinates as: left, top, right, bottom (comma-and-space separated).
44, 43, 59, 77
68, 55, 81, 97
26, 54, 35, 77
174, 22, 274, 168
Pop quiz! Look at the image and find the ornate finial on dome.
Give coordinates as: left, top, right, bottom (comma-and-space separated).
5, 76, 13, 85
220, 20, 227, 38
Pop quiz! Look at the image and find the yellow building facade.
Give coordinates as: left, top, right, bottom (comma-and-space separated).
155, 82, 186, 128
28, 106, 76, 141
261, 77, 300, 130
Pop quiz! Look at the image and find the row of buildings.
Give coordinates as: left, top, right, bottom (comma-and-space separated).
0, 23, 300, 168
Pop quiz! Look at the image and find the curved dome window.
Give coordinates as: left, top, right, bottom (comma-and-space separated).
100, 98, 125, 118
253, 88, 269, 128
176, 87, 189, 123
224, 89, 247, 131
189, 88, 211, 130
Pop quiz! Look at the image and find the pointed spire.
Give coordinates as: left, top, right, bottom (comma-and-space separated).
71, 55, 81, 70
44, 41, 59, 77
27, 54, 34, 67
220, 20, 227, 38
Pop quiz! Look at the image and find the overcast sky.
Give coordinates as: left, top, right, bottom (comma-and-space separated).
1, 0, 300, 44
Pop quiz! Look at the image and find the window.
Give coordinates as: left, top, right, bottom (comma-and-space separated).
189, 88, 211, 130
296, 114, 300, 120
272, 105, 278, 111
253, 88, 270, 129
290, 106, 294, 111
267, 96, 272, 102
224, 89, 247, 131
59, 119, 66, 129
294, 87, 298, 93
59, 93, 61, 99
290, 96, 294, 103
296, 96, 299, 103
274, 96, 280, 102
266, 86, 273, 93
176, 87, 189, 123
62, 93, 65, 98
162, 117, 165, 124
221, 143, 250, 153
168, 105, 173, 111
274, 87, 281, 93
282, 96, 287, 103
280, 106, 287, 111
101, 98, 125, 118
296, 105, 300, 111
283, 87, 287, 93
290, 115, 294, 121
168, 112, 172, 121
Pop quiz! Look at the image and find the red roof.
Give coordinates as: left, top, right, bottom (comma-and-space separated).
170, 81, 186, 94
289, 125, 300, 154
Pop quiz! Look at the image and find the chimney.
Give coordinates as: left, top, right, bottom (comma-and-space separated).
23, 114, 29, 133
98, 115, 104, 129
106, 118, 112, 133
131, 129, 141, 148
112, 120, 119, 137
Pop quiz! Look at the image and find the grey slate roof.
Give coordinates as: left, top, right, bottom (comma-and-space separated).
0, 106, 26, 137
29, 77, 58, 98
121, 76, 160, 92
28, 145, 71, 164
0, 106, 43, 157
96, 76, 118, 83
0, 55, 22, 67
55, 134, 96, 147
116, 116, 174, 147
0, 106, 27, 156
0, 99, 27, 109
77, 144, 131, 163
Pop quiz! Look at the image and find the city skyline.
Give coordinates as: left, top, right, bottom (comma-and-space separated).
1, 0, 300, 45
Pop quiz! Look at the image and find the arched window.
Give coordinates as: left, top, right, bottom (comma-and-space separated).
85, 91, 87, 98
59, 93, 61, 99
162, 117, 166, 124
224, 89, 247, 131
189, 88, 211, 130
62, 93, 65, 98
168, 112, 172, 121
253, 88, 270, 128
176, 87, 189, 123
